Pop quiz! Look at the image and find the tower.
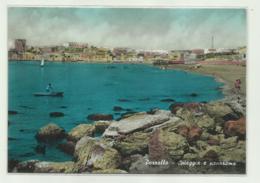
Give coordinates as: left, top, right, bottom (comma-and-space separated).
15, 39, 26, 52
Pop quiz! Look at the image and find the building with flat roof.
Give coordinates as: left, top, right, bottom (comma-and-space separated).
15, 39, 26, 52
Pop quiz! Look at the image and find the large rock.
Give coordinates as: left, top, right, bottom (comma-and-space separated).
104, 110, 171, 136
187, 126, 203, 143
194, 114, 215, 131
219, 141, 246, 163
199, 145, 221, 161
148, 129, 168, 161
58, 141, 75, 155
74, 136, 97, 171
73, 136, 121, 172
120, 154, 143, 170
144, 116, 181, 132
204, 102, 238, 125
224, 117, 246, 139
197, 138, 245, 163
35, 123, 66, 142
219, 136, 238, 149
95, 121, 110, 134
175, 106, 215, 131
204, 102, 233, 117
227, 100, 246, 116
176, 125, 202, 143
113, 132, 150, 156
148, 129, 189, 161
87, 114, 113, 121
67, 124, 95, 142
176, 125, 189, 138
176, 124, 203, 142
203, 149, 219, 161
87, 144, 121, 170
175, 108, 194, 122
102, 121, 120, 138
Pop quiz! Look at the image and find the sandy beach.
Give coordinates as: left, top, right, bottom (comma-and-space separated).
165, 64, 246, 98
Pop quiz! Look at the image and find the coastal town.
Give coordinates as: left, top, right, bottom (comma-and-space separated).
8, 39, 247, 65
6, 6, 249, 175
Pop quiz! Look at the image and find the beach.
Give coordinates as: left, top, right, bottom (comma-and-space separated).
166, 64, 246, 96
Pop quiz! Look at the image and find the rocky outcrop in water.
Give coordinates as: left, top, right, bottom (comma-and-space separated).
49, 112, 65, 117
87, 114, 113, 121
160, 98, 175, 103
12, 101, 246, 174
113, 106, 124, 111
35, 123, 66, 142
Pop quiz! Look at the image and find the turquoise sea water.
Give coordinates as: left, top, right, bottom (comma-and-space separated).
8, 61, 224, 162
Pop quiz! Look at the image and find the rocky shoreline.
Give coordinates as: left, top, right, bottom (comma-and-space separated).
9, 99, 246, 174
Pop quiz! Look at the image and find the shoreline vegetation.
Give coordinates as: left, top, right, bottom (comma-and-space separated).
8, 60, 246, 174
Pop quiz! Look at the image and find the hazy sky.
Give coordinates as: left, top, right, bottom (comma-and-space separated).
8, 8, 247, 50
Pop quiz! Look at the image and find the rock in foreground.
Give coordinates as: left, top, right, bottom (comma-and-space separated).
23, 101, 246, 174
224, 117, 246, 139
73, 136, 121, 172
103, 110, 171, 136
149, 129, 189, 161
67, 124, 95, 142
113, 132, 150, 156
94, 121, 111, 134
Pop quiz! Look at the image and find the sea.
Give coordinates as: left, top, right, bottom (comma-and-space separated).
8, 61, 224, 162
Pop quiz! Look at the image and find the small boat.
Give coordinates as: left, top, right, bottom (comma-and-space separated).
40, 59, 45, 67
33, 92, 63, 97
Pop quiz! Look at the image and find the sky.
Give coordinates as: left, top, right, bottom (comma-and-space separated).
8, 8, 247, 50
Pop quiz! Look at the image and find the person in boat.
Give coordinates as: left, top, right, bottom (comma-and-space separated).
46, 83, 53, 93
